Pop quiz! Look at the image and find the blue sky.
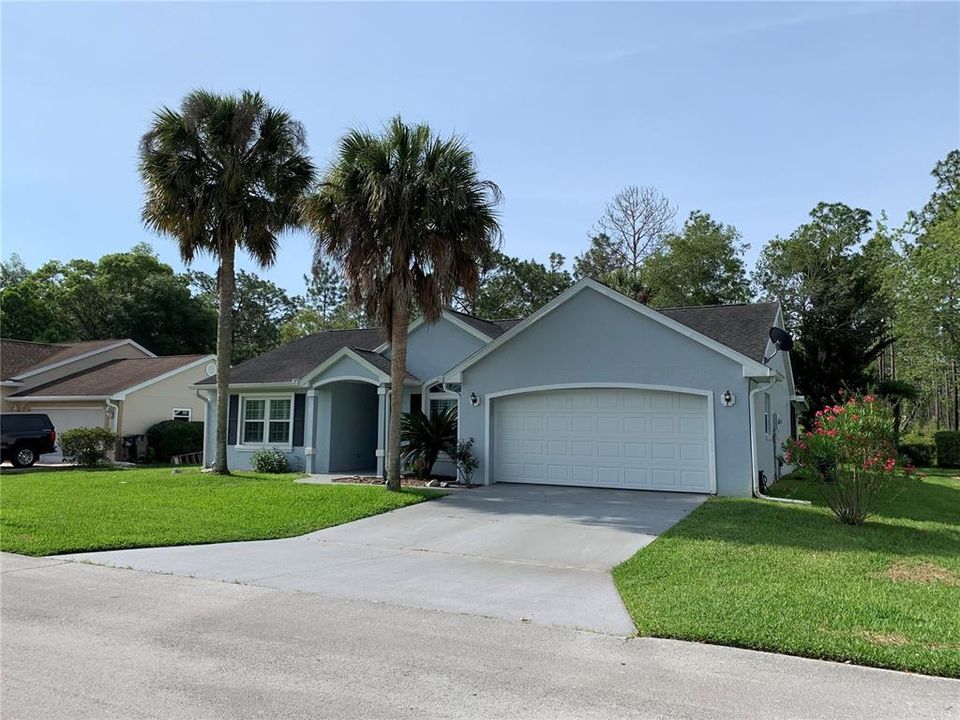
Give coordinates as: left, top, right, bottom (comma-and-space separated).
2, 2, 957, 296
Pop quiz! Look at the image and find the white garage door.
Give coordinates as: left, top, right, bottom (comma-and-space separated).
41, 408, 107, 436
492, 387, 712, 492
15, 408, 106, 460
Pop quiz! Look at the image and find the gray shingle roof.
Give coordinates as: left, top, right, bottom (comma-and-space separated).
658, 302, 780, 362
10, 355, 207, 397
352, 349, 418, 381
446, 309, 514, 338
197, 299, 778, 387
199, 328, 386, 385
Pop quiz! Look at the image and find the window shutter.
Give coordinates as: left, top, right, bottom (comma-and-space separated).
293, 393, 306, 446
227, 395, 239, 445
410, 393, 422, 415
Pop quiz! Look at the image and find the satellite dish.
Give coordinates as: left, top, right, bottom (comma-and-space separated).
769, 327, 794, 352
764, 327, 794, 364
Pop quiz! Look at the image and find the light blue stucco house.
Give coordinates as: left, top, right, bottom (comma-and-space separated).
196, 278, 803, 497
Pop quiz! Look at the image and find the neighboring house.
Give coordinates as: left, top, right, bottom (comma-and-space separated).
1, 338, 215, 444
198, 279, 803, 496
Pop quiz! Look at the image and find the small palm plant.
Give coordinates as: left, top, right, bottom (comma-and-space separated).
400, 407, 457, 479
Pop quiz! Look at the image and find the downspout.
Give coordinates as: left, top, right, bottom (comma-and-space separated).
195, 389, 211, 468
748, 380, 810, 505
105, 398, 120, 434
105, 398, 120, 463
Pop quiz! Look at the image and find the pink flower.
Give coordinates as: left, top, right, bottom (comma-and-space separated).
864, 395, 876, 403
884, 458, 896, 472
805, 431, 813, 438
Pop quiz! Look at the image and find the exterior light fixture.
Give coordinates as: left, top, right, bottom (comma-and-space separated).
469, 392, 481, 407
721, 390, 735, 407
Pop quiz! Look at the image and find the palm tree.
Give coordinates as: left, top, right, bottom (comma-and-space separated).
139, 90, 315, 474
302, 117, 501, 491
401, 407, 458, 479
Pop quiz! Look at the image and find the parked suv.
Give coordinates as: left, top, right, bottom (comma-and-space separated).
1, 413, 57, 468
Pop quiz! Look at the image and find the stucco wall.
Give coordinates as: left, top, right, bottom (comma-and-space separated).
385, 317, 488, 381
455, 287, 755, 496
120, 362, 212, 436
753, 341, 793, 489
219, 388, 307, 473
0, 386, 18, 412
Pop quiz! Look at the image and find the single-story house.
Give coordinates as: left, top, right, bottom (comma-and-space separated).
197, 279, 803, 496
2, 337, 215, 442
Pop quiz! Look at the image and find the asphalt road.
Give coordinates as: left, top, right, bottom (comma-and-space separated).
2, 554, 957, 720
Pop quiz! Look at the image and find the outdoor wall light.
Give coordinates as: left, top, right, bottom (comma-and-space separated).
721, 390, 736, 407
469, 392, 481, 407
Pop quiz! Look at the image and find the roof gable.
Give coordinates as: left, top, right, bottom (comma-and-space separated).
199, 328, 385, 385
445, 279, 777, 381
10, 355, 210, 398
1, 338, 153, 381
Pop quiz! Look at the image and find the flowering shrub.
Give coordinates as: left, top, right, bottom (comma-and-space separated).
784, 393, 912, 525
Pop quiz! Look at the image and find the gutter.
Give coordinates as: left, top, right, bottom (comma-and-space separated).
748, 380, 810, 505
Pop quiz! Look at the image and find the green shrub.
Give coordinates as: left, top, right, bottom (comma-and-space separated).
250, 448, 290, 473
451, 438, 479, 485
59, 427, 120, 467
899, 441, 935, 467
146, 421, 203, 462
934, 431, 960, 468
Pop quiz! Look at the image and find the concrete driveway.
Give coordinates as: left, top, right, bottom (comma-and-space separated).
64, 484, 706, 634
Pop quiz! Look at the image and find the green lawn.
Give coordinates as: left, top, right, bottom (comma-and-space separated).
0, 466, 439, 556
613, 467, 960, 678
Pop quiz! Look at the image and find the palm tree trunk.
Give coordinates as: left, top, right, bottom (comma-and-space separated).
213, 242, 235, 475
386, 292, 410, 492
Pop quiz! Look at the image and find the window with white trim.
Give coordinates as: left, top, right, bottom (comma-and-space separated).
241, 396, 292, 445
763, 393, 772, 437
429, 397, 458, 419
172, 408, 192, 422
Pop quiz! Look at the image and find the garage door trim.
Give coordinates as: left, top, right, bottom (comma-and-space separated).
483, 383, 717, 493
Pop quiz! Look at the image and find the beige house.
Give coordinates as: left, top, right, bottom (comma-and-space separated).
2, 338, 215, 445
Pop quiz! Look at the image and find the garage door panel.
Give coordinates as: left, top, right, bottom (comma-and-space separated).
493, 388, 711, 493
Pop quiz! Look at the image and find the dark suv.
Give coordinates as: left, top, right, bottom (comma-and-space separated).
1, 413, 57, 468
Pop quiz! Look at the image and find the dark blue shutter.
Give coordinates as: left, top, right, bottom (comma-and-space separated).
227, 395, 239, 445
293, 393, 306, 446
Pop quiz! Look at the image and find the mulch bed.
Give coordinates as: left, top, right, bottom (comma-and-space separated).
332, 476, 476, 488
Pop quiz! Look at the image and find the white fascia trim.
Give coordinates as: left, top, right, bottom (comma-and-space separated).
112, 355, 217, 400
446, 279, 774, 381
372, 310, 495, 354
10, 395, 110, 402
301, 347, 390, 386
191, 381, 299, 391
1, 380, 24, 387
11, 339, 157, 381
